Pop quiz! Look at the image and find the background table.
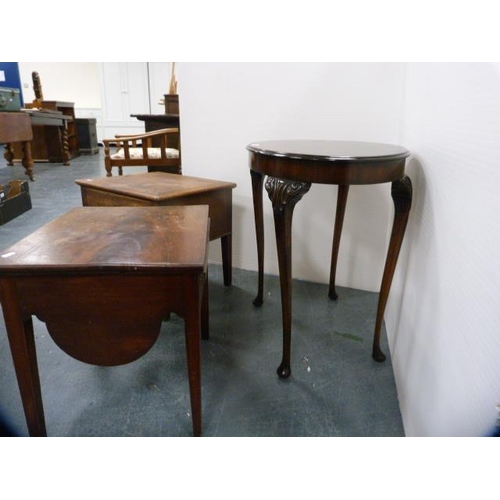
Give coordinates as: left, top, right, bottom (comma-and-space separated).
7, 109, 76, 168
0, 205, 209, 437
248, 140, 412, 378
0, 111, 34, 180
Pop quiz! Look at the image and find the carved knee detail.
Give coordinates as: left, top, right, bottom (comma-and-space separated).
391, 175, 413, 214
265, 177, 311, 212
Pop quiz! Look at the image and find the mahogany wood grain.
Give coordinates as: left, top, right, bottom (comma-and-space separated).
0, 206, 210, 437
76, 172, 237, 286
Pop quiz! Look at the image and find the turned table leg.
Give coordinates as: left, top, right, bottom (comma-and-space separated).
328, 184, 350, 300
251, 169, 265, 307
61, 125, 70, 166
265, 177, 311, 378
4, 143, 14, 165
21, 140, 35, 181
373, 175, 413, 362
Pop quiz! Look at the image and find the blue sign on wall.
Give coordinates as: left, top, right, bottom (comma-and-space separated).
0, 62, 24, 107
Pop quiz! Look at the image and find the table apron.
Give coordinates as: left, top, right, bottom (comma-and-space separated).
249, 153, 406, 185
0, 274, 204, 366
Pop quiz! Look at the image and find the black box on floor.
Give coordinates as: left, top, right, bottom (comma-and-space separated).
0, 180, 32, 225
76, 117, 99, 154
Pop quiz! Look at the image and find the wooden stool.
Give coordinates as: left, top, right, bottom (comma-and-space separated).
0, 206, 209, 437
76, 172, 237, 286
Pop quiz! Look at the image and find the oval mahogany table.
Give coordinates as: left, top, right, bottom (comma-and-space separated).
248, 140, 412, 378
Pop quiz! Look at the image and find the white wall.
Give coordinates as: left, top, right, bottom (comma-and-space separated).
180, 62, 500, 437
18, 62, 171, 141
18, 62, 102, 108
178, 62, 406, 291
385, 63, 500, 436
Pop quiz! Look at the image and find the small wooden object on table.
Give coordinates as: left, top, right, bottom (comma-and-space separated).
0, 205, 210, 437
163, 61, 179, 114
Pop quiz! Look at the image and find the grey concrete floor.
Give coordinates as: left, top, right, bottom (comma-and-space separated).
0, 151, 404, 437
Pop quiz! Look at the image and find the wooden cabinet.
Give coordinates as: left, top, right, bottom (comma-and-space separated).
76, 118, 98, 154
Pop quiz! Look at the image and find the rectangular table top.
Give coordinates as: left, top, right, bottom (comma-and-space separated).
0, 205, 209, 276
75, 172, 236, 203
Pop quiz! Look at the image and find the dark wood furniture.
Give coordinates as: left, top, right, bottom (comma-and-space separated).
163, 94, 179, 114
35, 101, 80, 160
0, 205, 210, 437
102, 128, 181, 177
9, 102, 80, 165
75, 172, 237, 286
248, 140, 412, 378
76, 118, 98, 154
0, 111, 34, 180
132, 113, 180, 132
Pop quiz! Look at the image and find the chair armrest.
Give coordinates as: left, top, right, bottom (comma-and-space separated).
113, 127, 179, 141
103, 127, 180, 155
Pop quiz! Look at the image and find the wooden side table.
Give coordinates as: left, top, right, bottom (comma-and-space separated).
7, 109, 76, 166
0, 205, 210, 437
75, 172, 237, 286
248, 140, 412, 378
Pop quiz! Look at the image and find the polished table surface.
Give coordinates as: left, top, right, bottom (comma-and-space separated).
75, 172, 236, 286
0, 205, 210, 436
248, 140, 412, 378
247, 140, 408, 162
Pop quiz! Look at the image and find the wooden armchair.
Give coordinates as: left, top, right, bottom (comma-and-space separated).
103, 127, 181, 177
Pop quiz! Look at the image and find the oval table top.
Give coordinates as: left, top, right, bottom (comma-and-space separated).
247, 140, 409, 162
247, 140, 410, 185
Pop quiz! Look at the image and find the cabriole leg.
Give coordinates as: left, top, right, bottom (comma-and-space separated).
373, 175, 412, 362
265, 177, 311, 378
